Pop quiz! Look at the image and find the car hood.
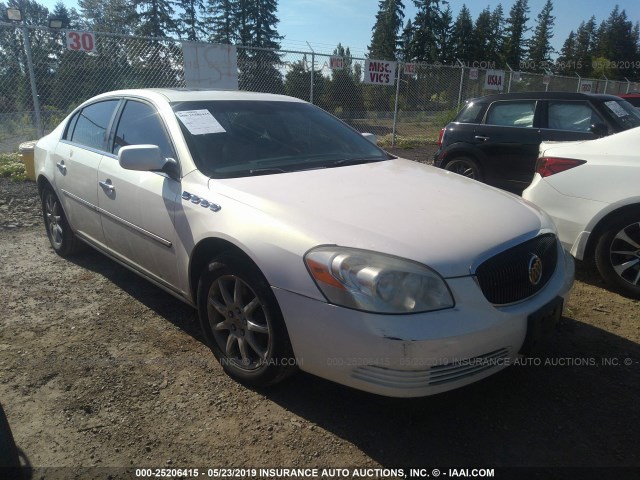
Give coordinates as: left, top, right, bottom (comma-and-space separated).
211, 158, 551, 278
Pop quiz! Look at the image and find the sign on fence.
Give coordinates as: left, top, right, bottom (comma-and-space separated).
66, 31, 96, 53
543, 75, 551, 85
579, 81, 593, 93
364, 59, 397, 86
404, 63, 415, 75
329, 57, 344, 69
182, 42, 238, 90
469, 68, 478, 80
484, 70, 505, 91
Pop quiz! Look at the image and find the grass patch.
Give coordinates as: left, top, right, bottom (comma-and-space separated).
378, 134, 438, 148
0, 152, 27, 181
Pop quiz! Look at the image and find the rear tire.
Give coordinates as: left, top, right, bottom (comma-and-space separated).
197, 253, 297, 387
443, 156, 483, 181
594, 213, 640, 299
41, 185, 82, 256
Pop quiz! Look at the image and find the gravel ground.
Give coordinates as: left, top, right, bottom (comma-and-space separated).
0, 148, 639, 480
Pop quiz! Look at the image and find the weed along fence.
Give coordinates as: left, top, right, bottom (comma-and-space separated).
1, 21, 639, 152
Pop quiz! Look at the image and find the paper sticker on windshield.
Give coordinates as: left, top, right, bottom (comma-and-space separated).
176, 110, 226, 135
604, 101, 628, 118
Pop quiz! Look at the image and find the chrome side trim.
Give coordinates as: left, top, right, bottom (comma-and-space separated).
97, 207, 172, 248
61, 189, 98, 211
61, 190, 172, 248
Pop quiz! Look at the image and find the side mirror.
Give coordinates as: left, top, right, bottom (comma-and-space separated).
362, 132, 377, 145
118, 145, 179, 178
589, 123, 608, 137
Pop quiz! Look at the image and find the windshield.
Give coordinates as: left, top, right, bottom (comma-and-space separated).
172, 100, 391, 178
600, 99, 640, 130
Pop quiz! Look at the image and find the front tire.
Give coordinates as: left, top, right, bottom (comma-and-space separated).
594, 213, 640, 299
41, 185, 81, 256
443, 156, 483, 181
197, 253, 296, 387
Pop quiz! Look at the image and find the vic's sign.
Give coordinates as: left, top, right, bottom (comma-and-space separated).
364, 59, 397, 86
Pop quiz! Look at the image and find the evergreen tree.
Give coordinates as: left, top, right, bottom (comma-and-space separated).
368, 0, 405, 61
556, 30, 577, 74
526, 0, 555, 72
574, 16, 597, 76
176, 0, 205, 41
434, 4, 453, 63
205, 0, 236, 44
594, 6, 638, 79
502, 0, 530, 68
450, 4, 473, 62
132, 0, 178, 37
399, 19, 413, 60
405, 0, 445, 62
78, 0, 136, 34
488, 4, 505, 65
471, 7, 492, 67
51, 2, 81, 29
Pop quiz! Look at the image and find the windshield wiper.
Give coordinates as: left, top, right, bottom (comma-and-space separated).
248, 167, 288, 176
329, 157, 387, 167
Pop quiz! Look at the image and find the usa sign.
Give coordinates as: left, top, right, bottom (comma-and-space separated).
484, 70, 505, 91
364, 59, 397, 86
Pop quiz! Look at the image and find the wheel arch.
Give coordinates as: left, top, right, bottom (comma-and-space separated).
583, 202, 640, 260
188, 237, 265, 305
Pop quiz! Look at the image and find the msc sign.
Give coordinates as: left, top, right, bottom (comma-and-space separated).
364, 59, 397, 86
484, 70, 505, 91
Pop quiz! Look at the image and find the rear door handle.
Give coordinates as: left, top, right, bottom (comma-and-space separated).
474, 135, 490, 142
99, 179, 115, 193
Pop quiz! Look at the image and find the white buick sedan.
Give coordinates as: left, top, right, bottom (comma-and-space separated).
35, 89, 574, 397
523, 126, 640, 299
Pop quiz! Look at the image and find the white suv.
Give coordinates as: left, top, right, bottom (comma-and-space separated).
35, 89, 574, 397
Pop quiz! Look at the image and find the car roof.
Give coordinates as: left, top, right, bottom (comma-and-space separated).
87, 88, 307, 104
464, 91, 625, 105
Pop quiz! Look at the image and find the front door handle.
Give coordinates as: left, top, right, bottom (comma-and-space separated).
56, 161, 67, 173
474, 135, 490, 142
99, 179, 115, 193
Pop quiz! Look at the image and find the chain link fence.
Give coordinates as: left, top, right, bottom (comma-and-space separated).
1, 21, 639, 152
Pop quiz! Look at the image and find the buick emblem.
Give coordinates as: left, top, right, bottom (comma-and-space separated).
528, 254, 543, 286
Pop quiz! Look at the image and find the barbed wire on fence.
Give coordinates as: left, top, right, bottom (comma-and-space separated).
1, 22, 639, 152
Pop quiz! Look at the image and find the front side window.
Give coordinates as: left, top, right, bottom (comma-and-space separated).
172, 101, 391, 178
547, 101, 605, 132
485, 101, 536, 128
68, 100, 119, 151
112, 100, 175, 158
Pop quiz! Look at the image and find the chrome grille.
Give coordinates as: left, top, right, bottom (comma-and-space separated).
475, 234, 558, 305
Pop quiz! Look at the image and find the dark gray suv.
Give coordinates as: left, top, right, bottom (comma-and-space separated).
434, 92, 640, 192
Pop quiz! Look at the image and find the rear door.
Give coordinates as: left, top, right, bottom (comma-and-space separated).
54, 99, 120, 245
540, 100, 606, 142
474, 100, 541, 188
97, 99, 182, 290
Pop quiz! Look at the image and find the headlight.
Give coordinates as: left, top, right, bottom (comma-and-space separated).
304, 246, 454, 314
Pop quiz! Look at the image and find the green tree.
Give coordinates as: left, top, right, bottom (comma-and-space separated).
204, 0, 236, 44
368, 0, 405, 61
450, 4, 473, 62
503, 0, 530, 69
526, 0, 555, 72
555, 30, 577, 74
132, 0, 178, 37
471, 7, 492, 66
78, 0, 136, 34
404, 0, 445, 62
176, 0, 206, 41
574, 16, 597, 76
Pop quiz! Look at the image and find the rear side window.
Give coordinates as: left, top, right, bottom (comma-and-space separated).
485, 101, 536, 127
67, 100, 119, 151
111, 100, 175, 158
547, 101, 605, 132
455, 102, 483, 123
